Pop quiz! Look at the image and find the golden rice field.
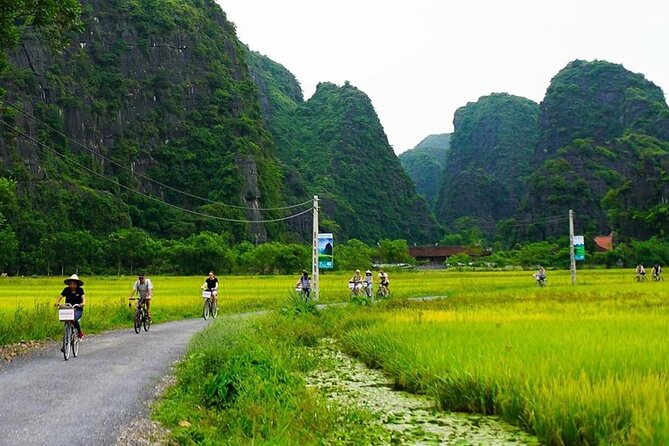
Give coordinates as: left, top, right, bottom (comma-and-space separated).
332, 269, 669, 445
2, 268, 668, 443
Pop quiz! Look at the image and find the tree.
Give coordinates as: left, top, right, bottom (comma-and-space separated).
0, 219, 18, 273
168, 232, 234, 275
106, 228, 156, 275
0, 0, 83, 51
377, 239, 412, 264
334, 239, 375, 271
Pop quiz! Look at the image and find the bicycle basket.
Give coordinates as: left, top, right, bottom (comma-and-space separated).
202, 290, 212, 298
295, 286, 302, 292
348, 281, 355, 289
59, 308, 75, 321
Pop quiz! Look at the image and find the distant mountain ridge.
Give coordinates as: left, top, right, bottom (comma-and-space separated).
248, 50, 439, 243
398, 133, 450, 211
424, 60, 669, 243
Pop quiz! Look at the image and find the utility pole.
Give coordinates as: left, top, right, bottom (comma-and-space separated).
569, 209, 576, 285
312, 195, 319, 300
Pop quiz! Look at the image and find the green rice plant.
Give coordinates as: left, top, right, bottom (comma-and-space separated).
334, 292, 669, 445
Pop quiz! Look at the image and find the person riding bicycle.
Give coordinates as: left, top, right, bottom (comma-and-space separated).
54, 274, 86, 340
363, 270, 373, 297
651, 264, 662, 280
635, 264, 646, 280
129, 273, 153, 320
377, 269, 389, 291
350, 269, 363, 295
295, 270, 311, 299
533, 266, 547, 285
201, 271, 219, 310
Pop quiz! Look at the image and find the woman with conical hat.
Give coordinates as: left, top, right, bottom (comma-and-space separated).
54, 274, 86, 341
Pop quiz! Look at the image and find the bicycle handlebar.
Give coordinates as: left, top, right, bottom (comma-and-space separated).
55, 303, 81, 309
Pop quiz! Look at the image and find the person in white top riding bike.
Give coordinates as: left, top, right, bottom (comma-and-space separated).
129, 273, 153, 320
363, 270, 373, 297
350, 269, 363, 296
635, 264, 646, 280
533, 266, 547, 286
295, 270, 311, 299
377, 270, 390, 296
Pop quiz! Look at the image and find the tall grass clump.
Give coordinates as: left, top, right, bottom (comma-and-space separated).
334, 291, 669, 445
154, 311, 386, 444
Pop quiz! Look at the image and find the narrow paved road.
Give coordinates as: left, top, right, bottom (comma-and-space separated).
0, 318, 210, 446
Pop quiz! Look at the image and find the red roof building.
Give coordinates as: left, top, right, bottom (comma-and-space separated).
593, 233, 613, 251
409, 246, 488, 266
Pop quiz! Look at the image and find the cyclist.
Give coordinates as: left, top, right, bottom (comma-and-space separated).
350, 269, 363, 295
295, 270, 311, 299
635, 264, 646, 281
201, 271, 219, 310
129, 273, 153, 320
377, 269, 390, 295
54, 274, 86, 341
651, 264, 662, 281
363, 270, 373, 297
533, 266, 547, 286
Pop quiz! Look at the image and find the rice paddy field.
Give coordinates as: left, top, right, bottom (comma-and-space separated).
2, 268, 669, 444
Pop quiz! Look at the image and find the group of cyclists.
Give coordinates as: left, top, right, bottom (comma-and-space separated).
55, 261, 663, 351
635, 264, 663, 281
533, 263, 664, 287
294, 268, 390, 301
348, 268, 390, 298
54, 271, 220, 349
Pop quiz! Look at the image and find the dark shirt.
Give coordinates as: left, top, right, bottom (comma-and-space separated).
60, 287, 85, 306
205, 277, 218, 290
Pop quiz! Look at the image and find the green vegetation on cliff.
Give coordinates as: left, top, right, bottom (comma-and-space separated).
524, 60, 669, 241
248, 51, 439, 244
434, 93, 539, 234
398, 133, 450, 210
0, 0, 291, 274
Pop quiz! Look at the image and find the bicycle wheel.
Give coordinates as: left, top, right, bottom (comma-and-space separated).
143, 307, 151, 331
203, 299, 210, 320
211, 299, 218, 319
62, 324, 71, 360
134, 308, 141, 333
72, 326, 80, 357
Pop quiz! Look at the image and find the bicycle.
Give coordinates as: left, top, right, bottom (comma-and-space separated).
57, 304, 81, 361
202, 290, 218, 320
652, 273, 664, 282
294, 285, 311, 303
534, 275, 547, 287
349, 280, 363, 298
363, 281, 374, 299
377, 282, 390, 298
635, 273, 647, 282
128, 297, 151, 333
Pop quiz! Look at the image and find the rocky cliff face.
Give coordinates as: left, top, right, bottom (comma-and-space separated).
537, 59, 669, 159
1, 0, 282, 241
524, 60, 669, 239
398, 134, 450, 211
434, 93, 539, 231
248, 52, 439, 243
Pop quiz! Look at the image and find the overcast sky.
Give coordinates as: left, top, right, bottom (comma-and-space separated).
218, 0, 669, 154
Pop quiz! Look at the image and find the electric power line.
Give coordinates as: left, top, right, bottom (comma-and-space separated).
0, 118, 313, 224
0, 97, 312, 211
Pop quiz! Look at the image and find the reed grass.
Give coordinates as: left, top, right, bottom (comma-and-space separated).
335, 272, 669, 445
